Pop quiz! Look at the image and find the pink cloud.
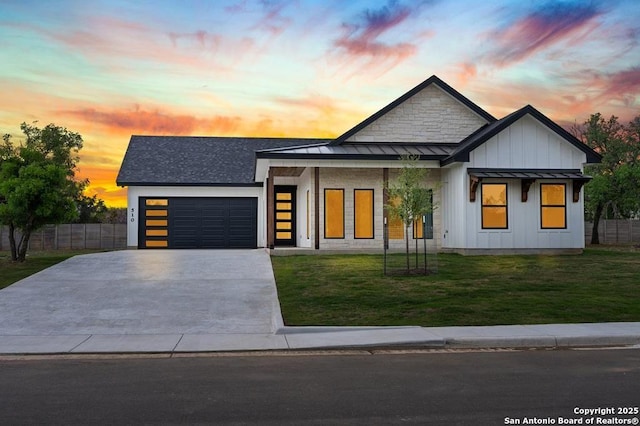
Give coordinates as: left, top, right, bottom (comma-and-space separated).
486, 3, 603, 67
330, 1, 422, 76
63, 106, 242, 136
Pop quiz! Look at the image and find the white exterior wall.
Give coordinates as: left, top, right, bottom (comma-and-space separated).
126, 185, 265, 248
317, 168, 442, 251
440, 165, 467, 249
448, 115, 588, 251
346, 85, 488, 143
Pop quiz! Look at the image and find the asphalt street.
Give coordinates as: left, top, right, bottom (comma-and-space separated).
1, 348, 639, 425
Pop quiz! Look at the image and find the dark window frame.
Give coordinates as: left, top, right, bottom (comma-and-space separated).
354, 188, 375, 239
481, 183, 508, 230
540, 183, 567, 229
413, 189, 434, 240
324, 188, 345, 239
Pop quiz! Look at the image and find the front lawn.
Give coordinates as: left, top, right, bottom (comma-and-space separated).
0, 250, 109, 290
271, 247, 640, 327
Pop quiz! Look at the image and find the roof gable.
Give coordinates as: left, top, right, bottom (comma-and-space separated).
332, 75, 496, 145
442, 105, 602, 165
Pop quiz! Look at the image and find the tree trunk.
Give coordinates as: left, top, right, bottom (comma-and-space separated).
591, 202, 604, 245
8, 223, 18, 261
17, 227, 32, 262
405, 224, 410, 273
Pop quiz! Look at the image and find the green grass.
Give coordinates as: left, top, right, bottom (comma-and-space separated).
271, 246, 640, 327
0, 250, 110, 290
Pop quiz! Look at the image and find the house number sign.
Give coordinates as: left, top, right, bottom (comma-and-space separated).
130, 208, 135, 222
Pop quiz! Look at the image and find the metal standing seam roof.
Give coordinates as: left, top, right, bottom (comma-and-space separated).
467, 168, 592, 180
255, 142, 458, 159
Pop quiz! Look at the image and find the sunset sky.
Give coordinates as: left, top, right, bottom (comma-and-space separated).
1, 0, 639, 207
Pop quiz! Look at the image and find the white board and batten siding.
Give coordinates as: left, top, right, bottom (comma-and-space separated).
454, 114, 588, 251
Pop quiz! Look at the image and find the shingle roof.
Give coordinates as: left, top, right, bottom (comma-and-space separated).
116, 136, 330, 186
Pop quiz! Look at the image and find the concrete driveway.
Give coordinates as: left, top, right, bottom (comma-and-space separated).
0, 250, 284, 337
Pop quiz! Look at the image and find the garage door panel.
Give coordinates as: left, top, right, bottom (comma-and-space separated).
141, 197, 256, 249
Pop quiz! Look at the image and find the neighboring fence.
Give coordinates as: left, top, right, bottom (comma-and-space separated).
585, 220, 640, 245
0, 224, 127, 251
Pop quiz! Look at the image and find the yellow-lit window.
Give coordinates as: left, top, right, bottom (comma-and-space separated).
387, 196, 404, 239
354, 189, 374, 239
146, 240, 168, 247
276, 193, 292, 200
146, 220, 168, 227
146, 229, 168, 237
412, 190, 434, 239
482, 183, 507, 229
276, 202, 291, 210
276, 232, 291, 239
541, 184, 566, 229
324, 189, 344, 238
146, 210, 167, 217
146, 199, 168, 206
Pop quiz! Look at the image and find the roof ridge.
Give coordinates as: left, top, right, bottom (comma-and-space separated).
331, 75, 496, 145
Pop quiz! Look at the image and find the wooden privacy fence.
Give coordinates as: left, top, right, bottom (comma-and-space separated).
0, 224, 127, 251
585, 220, 640, 245
1, 221, 637, 251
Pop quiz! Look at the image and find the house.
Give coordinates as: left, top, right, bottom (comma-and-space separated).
116, 75, 601, 254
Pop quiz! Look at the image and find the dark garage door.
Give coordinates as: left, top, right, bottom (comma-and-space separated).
140, 197, 257, 249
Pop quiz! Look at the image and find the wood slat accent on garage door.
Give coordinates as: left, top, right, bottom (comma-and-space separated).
139, 197, 257, 249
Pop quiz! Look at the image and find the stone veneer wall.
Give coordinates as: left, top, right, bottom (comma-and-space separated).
318, 167, 441, 251
346, 84, 487, 144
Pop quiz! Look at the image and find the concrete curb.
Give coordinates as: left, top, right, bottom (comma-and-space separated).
1, 323, 639, 355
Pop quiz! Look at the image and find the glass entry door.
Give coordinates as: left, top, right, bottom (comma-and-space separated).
274, 186, 296, 246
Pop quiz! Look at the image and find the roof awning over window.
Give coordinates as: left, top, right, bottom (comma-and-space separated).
468, 168, 590, 180
467, 168, 592, 203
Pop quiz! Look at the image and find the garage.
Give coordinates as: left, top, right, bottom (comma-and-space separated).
139, 197, 257, 249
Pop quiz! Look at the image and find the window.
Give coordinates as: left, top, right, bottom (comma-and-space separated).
413, 190, 434, 239
481, 183, 507, 229
143, 198, 169, 248
324, 189, 344, 238
387, 196, 404, 239
541, 184, 566, 229
354, 189, 374, 239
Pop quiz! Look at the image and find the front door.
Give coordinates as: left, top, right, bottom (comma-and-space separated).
274, 186, 296, 246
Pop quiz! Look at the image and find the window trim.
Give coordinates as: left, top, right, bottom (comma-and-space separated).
481, 183, 508, 230
354, 188, 375, 239
540, 183, 567, 229
324, 188, 345, 239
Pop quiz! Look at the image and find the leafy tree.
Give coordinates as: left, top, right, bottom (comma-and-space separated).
577, 113, 640, 243
385, 154, 437, 273
73, 180, 108, 223
0, 122, 83, 261
104, 207, 127, 224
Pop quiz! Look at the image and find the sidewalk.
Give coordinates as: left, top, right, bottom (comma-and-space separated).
1, 322, 639, 355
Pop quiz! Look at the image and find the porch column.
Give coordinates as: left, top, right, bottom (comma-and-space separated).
383, 168, 389, 250
314, 167, 320, 250
267, 168, 275, 249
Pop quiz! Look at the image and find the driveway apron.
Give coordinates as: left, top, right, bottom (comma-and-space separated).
0, 250, 283, 335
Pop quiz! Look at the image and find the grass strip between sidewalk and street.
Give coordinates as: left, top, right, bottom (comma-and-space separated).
271, 246, 640, 327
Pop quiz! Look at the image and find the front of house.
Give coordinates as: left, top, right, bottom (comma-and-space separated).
116, 75, 600, 254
